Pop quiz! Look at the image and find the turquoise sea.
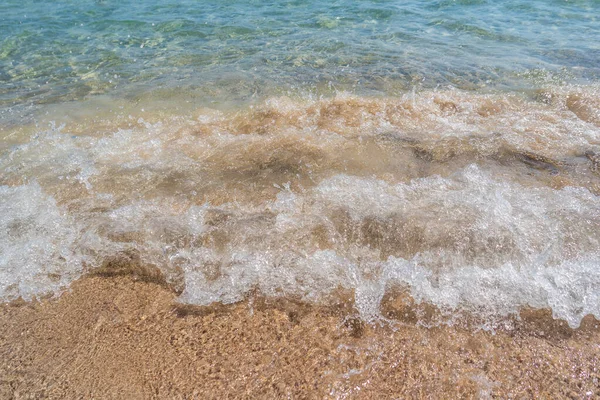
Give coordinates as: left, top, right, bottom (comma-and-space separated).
1, 0, 600, 329
2, 0, 599, 111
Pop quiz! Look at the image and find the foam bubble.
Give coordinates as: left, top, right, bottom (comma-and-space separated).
177, 165, 600, 327
0, 183, 96, 300
2, 90, 600, 329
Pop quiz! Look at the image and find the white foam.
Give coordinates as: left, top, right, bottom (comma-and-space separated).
0, 183, 98, 300
381, 255, 600, 329
2, 91, 600, 329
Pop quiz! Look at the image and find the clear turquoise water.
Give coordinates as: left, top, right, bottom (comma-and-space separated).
1, 0, 599, 108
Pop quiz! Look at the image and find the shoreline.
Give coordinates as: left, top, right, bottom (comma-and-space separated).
1, 273, 599, 399
3, 1, 600, 398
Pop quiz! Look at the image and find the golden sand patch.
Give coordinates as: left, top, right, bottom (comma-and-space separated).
1, 274, 599, 399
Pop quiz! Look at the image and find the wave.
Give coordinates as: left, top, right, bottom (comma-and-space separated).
1, 87, 600, 328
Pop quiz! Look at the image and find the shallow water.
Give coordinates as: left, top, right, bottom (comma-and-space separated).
2, 0, 599, 111
1, 0, 600, 330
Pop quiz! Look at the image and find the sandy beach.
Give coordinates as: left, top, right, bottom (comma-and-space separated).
3, 1, 600, 398
1, 265, 599, 399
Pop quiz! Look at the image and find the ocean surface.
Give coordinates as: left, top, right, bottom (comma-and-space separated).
1, 0, 600, 329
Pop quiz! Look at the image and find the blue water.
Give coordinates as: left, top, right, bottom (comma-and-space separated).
1, 0, 599, 108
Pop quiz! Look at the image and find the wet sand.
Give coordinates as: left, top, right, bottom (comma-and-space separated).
1, 272, 599, 399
